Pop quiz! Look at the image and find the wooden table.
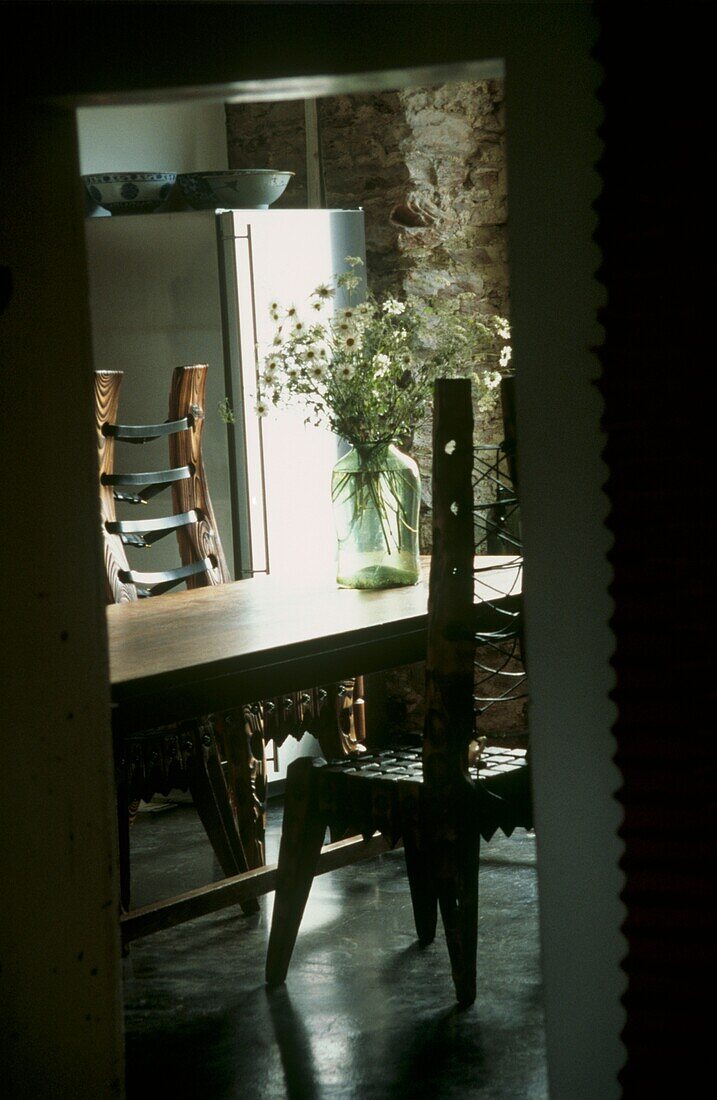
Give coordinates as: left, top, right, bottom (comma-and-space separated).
108, 555, 522, 941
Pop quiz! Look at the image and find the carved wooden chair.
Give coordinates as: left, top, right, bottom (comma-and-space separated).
96, 364, 267, 915
266, 377, 532, 1005
96, 364, 367, 920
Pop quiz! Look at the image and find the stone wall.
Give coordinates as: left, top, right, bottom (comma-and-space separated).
226, 81, 526, 738
227, 80, 509, 534
226, 80, 507, 310
394, 81, 509, 314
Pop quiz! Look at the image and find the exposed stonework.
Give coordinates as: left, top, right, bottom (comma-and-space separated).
319, 92, 413, 297
225, 81, 508, 315
393, 81, 509, 546
396, 81, 509, 316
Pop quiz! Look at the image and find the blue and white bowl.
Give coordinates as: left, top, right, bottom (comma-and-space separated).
82, 172, 177, 216
176, 170, 294, 211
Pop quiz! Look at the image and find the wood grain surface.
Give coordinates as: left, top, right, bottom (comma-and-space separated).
168, 364, 231, 586
95, 370, 137, 604
107, 556, 522, 733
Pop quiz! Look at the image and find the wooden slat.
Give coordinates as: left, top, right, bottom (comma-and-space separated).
101, 466, 192, 488
120, 832, 393, 944
104, 416, 191, 441
95, 370, 137, 604
106, 509, 199, 536
120, 557, 214, 588
168, 364, 231, 586
424, 379, 476, 780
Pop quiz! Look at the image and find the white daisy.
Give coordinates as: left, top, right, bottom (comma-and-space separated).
254, 398, 270, 418
302, 342, 326, 365
291, 319, 307, 337
484, 370, 503, 390
285, 361, 301, 380
341, 333, 361, 352
308, 361, 328, 381
311, 283, 335, 301
335, 362, 356, 381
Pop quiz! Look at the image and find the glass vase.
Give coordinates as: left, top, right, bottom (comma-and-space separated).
331, 442, 421, 589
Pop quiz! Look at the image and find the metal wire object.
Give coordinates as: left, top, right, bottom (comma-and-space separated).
472, 442, 528, 728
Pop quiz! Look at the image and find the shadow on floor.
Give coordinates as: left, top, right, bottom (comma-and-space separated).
123, 798, 547, 1099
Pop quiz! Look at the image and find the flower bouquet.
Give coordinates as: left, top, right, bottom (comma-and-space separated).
250, 258, 511, 588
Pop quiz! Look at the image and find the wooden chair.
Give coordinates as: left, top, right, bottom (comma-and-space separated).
266, 377, 532, 1005
97, 364, 367, 923
96, 364, 266, 914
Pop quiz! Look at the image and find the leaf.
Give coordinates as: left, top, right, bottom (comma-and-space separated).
217, 397, 236, 425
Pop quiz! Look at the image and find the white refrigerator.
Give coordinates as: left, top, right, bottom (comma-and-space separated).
84, 208, 367, 584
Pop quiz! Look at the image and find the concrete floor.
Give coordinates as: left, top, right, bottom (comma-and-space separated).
123, 795, 548, 1099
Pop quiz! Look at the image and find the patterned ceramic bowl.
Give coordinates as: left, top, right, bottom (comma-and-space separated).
176, 170, 294, 211
82, 172, 177, 216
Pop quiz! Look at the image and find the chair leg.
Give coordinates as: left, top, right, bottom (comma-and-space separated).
437, 827, 480, 1007
113, 761, 133, 915
117, 800, 130, 910
399, 784, 438, 946
265, 757, 327, 987
186, 724, 260, 916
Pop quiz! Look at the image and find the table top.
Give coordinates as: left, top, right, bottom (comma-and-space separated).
108, 555, 522, 733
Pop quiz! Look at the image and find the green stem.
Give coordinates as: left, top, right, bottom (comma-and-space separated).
333, 462, 417, 556
365, 471, 394, 554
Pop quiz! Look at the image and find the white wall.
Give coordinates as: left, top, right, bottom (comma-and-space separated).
76, 101, 228, 174
504, 12, 627, 1096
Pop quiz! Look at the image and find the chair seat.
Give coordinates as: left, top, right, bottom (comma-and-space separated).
310, 737, 532, 848
266, 736, 533, 996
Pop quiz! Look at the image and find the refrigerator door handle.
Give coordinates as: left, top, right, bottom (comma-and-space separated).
217, 216, 270, 579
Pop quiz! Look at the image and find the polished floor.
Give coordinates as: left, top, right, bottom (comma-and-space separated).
123, 793, 548, 1099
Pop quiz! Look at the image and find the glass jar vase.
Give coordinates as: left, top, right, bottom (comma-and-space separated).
331, 441, 421, 589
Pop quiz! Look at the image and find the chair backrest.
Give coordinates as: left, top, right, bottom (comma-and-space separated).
95, 364, 230, 605
423, 378, 476, 786
423, 378, 527, 819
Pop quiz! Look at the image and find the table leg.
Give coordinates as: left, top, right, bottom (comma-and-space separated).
216, 706, 267, 870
